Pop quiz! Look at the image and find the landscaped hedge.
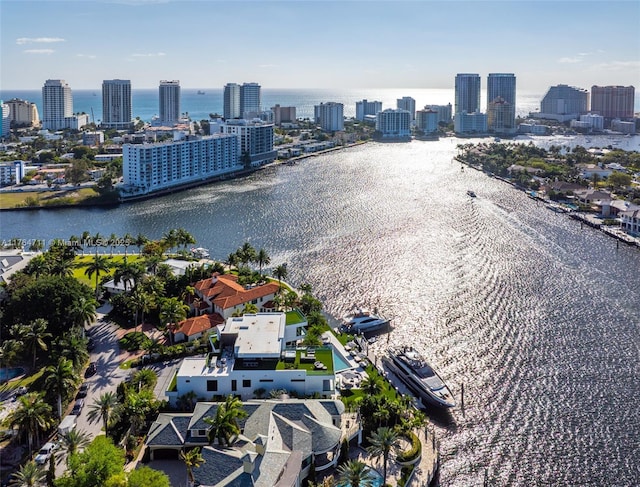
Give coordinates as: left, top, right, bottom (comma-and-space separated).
396, 431, 422, 464
119, 331, 151, 351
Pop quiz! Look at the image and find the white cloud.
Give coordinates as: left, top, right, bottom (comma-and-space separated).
76, 54, 97, 59
16, 37, 65, 45
131, 52, 166, 57
24, 49, 55, 54
558, 57, 581, 64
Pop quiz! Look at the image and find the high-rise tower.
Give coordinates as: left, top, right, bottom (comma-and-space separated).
487, 73, 516, 133
42, 79, 73, 131
102, 79, 132, 129
591, 85, 635, 119
454, 74, 481, 115
223, 83, 241, 119
159, 80, 180, 126
240, 83, 261, 118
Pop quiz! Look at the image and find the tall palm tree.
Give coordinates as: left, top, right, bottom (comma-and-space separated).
44, 357, 78, 418
48, 257, 75, 278
180, 447, 205, 487
131, 368, 158, 392
108, 232, 119, 256
256, 248, 270, 276
238, 242, 256, 267
70, 296, 98, 330
55, 328, 90, 373
8, 392, 53, 454
84, 254, 111, 298
159, 297, 189, 345
58, 429, 90, 465
25, 254, 50, 277
13, 319, 52, 369
87, 391, 118, 435
162, 229, 178, 255
204, 395, 247, 446
135, 233, 149, 255
360, 375, 384, 396
80, 231, 91, 255
91, 232, 103, 256
176, 228, 196, 250
130, 287, 153, 332
336, 460, 376, 487
122, 232, 134, 262
366, 426, 400, 485
226, 252, 239, 272
113, 261, 145, 292
273, 263, 288, 291
8, 460, 47, 487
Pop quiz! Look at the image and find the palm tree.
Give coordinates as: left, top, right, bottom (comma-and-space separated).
84, 254, 111, 298
273, 263, 288, 291
160, 297, 189, 345
162, 229, 178, 255
70, 296, 98, 331
180, 447, 205, 487
80, 231, 91, 255
48, 256, 76, 278
360, 375, 384, 396
130, 287, 153, 332
58, 429, 90, 465
25, 254, 50, 277
122, 232, 134, 262
226, 252, 239, 272
55, 327, 89, 372
44, 357, 78, 418
135, 233, 149, 255
336, 460, 376, 487
176, 228, 196, 250
8, 460, 47, 487
131, 368, 158, 392
256, 248, 270, 276
237, 242, 257, 267
204, 395, 247, 446
8, 392, 53, 454
87, 391, 118, 435
13, 319, 52, 369
91, 232, 103, 256
108, 232, 119, 256
113, 261, 145, 292
366, 426, 400, 485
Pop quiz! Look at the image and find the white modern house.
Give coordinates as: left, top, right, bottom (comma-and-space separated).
166, 312, 336, 404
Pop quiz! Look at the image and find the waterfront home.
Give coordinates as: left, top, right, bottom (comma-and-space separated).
577, 164, 613, 180
193, 273, 280, 319
620, 207, 640, 234
573, 189, 612, 206
166, 312, 338, 404
146, 398, 352, 485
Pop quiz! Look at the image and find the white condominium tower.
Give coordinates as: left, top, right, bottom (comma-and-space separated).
487, 73, 516, 133
159, 80, 180, 126
240, 82, 261, 118
102, 79, 132, 129
42, 79, 73, 131
396, 96, 416, 121
314, 102, 344, 132
454, 73, 481, 115
223, 83, 241, 119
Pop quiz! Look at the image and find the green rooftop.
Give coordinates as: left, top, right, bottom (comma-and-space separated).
286, 308, 307, 326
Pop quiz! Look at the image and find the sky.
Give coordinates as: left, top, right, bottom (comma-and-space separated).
1, 0, 639, 92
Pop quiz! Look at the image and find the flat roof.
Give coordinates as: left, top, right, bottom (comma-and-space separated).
223, 313, 285, 358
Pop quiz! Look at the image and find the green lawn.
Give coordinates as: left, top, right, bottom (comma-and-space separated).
0, 187, 102, 209
73, 254, 144, 286
286, 309, 306, 326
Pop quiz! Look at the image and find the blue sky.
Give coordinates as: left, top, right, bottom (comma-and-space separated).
1, 0, 639, 91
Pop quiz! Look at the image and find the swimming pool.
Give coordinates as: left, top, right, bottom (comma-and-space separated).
0, 367, 25, 382
336, 466, 384, 487
333, 351, 353, 372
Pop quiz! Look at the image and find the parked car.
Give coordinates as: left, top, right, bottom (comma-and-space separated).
85, 362, 97, 378
35, 442, 57, 465
71, 399, 84, 415
76, 383, 89, 398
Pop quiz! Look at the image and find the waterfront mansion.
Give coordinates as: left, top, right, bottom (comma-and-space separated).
166, 312, 337, 404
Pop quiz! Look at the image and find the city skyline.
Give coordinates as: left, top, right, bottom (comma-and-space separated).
1, 0, 638, 92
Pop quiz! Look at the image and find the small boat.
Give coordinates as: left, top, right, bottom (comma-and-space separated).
383, 346, 456, 409
197, 90, 206, 95
340, 308, 389, 334
467, 190, 476, 198
190, 247, 210, 258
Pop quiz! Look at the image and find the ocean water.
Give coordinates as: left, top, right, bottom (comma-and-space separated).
1, 88, 546, 123
2, 139, 639, 485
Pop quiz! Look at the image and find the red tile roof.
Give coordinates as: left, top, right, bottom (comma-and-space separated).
175, 313, 224, 337
194, 274, 280, 311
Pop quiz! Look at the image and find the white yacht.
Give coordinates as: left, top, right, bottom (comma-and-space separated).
341, 308, 389, 334
383, 347, 456, 409
190, 247, 210, 259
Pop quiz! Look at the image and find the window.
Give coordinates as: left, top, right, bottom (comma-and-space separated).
243, 379, 251, 388
231, 380, 237, 392
259, 379, 274, 383
207, 380, 218, 392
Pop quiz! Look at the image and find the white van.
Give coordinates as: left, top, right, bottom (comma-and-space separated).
58, 415, 77, 436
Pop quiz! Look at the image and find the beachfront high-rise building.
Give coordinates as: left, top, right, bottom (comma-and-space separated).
223, 83, 241, 119
486, 73, 516, 133
397, 97, 416, 121
355, 100, 382, 121
537, 84, 589, 121
1, 102, 10, 138
240, 83, 261, 118
455, 74, 481, 115
5, 98, 40, 127
590, 85, 635, 119
122, 134, 241, 196
376, 109, 411, 138
42, 79, 73, 131
314, 102, 344, 132
271, 105, 296, 126
159, 80, 180, 126
416, 108, 439, 134
102, 80, 133, 129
